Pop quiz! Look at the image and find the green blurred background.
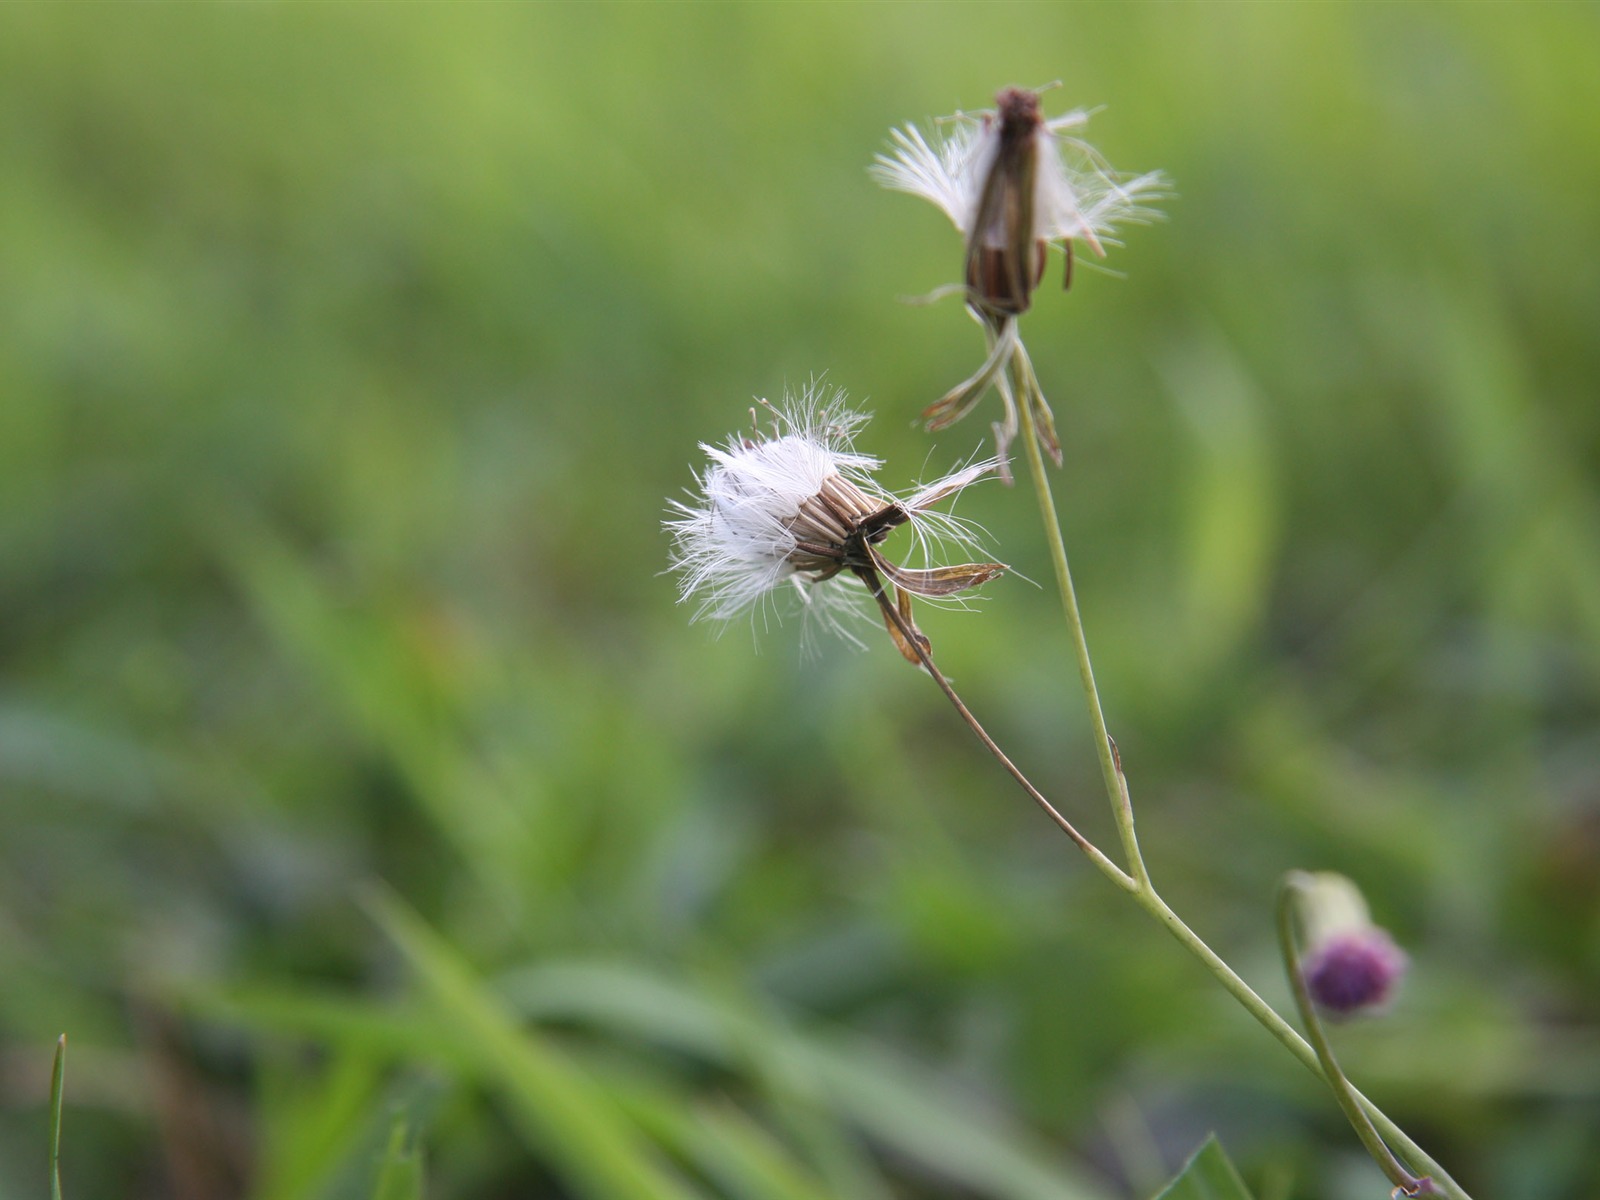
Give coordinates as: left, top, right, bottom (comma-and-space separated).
3, 4, 1598, 1198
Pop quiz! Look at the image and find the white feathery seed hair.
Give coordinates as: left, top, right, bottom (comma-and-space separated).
666, 385, 999, 648
871, 99, 1165, 259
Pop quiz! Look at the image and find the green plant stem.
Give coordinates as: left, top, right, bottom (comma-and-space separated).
1277, 875, 1435, 1196
1010, 345, 1149, 890
857, 567, 1134, 892
1008, 363, 1471, 1200
1138, 883, 1461, 1194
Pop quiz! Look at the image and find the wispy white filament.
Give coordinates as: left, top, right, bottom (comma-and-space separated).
871, 104, 1165, 257
666, 387, 998, 645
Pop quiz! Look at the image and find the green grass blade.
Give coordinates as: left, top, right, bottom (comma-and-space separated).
193, 960, 1114, 1199
182, 986, 465, 1066
611, 1077, 841, 1200
49, 1034, 66, 1200
219, 525, 536, 903
1152, 1136, 1255, 1200
254, 1051, 388, 1200
360, 887, 703, 1200
371, 1113, 424, 1200
505, 962, 1113, 1200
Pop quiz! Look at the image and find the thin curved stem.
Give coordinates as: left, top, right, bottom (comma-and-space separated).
855, 567, 1134, 893
1278, 874, 1437, 1196
1136, 886, 1466, 1197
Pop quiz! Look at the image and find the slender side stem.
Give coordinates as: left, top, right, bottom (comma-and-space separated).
856, 568, 1135, 893
1011, 347, 1148, 887
1006, 349, 1471, 1200
1137, 887, 1466, 1197
1278, 875, 1436, 1197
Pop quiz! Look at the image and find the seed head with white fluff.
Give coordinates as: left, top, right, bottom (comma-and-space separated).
872, 87, 1166, 318
666, 388, 1005, 660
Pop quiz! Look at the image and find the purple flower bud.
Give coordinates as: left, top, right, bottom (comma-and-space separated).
1304, 928, 1408, 1017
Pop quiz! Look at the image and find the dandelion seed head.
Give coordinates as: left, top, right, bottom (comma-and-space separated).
666, 385, 1003, 650
871, 88, 1166, 262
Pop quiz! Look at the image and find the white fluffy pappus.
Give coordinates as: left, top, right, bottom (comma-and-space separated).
868, 88, 1167, 463
871, 91, 1166, 264
666, 388, 1003, 650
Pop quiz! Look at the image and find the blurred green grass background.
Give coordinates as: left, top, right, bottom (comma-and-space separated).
2, 3, 1598, 1198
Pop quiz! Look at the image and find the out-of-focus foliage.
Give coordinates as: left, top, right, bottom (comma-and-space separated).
1152, 1138, 1254, 1200
1, 4, 1597, 1199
